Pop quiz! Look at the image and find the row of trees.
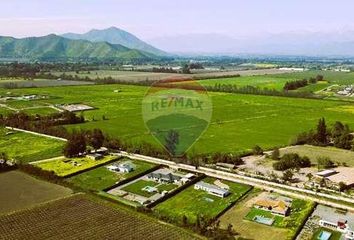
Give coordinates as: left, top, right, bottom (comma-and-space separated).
293, 118, 354, 150
283, 79, 308, 91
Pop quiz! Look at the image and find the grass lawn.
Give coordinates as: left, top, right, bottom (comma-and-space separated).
154, 177, 251, 224
0, 171, 72, 215
157, 183, 178, 192
121, 179, 159, 197
67, 159, 156, 190
244, 208, 284, 227
0, 128, 64, 163
34, 155, 117, 177
2, 76, 354, 154
312, 227, 342, 240
279, 145, 354, 167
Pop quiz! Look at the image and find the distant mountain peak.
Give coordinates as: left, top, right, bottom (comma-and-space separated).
62, 27, 167, 56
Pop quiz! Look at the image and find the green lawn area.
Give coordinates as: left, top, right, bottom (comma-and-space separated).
244, 208, 284, 227
279, 145, 354, 167
0, 128, 64, 163
67, 159, 156, 190
2, 76, 354, 154
157, 183, 178, 192
312, 227, 342, 240
154, 177, 251, 224
34, 155, 117, 177
121, 179, 159, 197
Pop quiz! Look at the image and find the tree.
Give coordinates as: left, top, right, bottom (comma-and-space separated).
316, 118, 328, 145
271, 147, 280, 160
282, 170, 294, 182
317, 156, 335, 170
63, 131, 86, 158
88, 129, 105, 150
252, 145, 263, 155
306, 173, 313, 181
164, 130, 179, 156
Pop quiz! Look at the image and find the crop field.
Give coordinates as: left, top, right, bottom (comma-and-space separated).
0, 128, 64, 163
218, 190, 315, 240
67, 159, 156, 190
34, 155, 118, 177
279, 145, 354, 167
0, 78, 95, 88
0, 171, 72, 214
2, 81, 354, 154
154, 177, 251, 224
0, 194, 200, 240
51, 68, 291, 83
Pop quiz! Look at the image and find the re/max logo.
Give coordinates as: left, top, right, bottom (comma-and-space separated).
151, 97, 203, 111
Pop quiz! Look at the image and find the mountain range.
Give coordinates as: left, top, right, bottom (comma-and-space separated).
62, 27, 167, 56
148, 32, 354, 56
0, 27, 167, 61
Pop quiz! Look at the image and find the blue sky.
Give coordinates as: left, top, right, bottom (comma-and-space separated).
1, 0, 353, 39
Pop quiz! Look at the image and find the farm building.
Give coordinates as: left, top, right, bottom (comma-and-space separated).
313, 167, 354, 190
254, 195, 292, 216
57, 103, 94, 112
194, 181, 230, 198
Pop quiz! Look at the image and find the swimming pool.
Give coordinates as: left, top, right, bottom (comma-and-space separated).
318, 231, 332, 240
253, 216, 274, 226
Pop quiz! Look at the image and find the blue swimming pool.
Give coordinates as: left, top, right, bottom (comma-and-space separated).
318, 231, 332, 240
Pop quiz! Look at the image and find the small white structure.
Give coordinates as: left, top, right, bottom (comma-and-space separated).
319, 219, 354, 240
194, 181, 230, 198
87, 153, 103, 160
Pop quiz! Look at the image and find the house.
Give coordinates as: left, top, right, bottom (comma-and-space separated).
147, 171, 181, 184
107, 161, 134, 173
319, 219, 354, 240
194, 181, 230, 198
180, 173, 195, 184
87, 153, 103, 160
254, 196, 292, 216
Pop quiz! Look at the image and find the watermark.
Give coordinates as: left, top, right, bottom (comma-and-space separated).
142, 79, 212, 157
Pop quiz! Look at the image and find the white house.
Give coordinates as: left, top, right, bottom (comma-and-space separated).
319, 219, 354, 240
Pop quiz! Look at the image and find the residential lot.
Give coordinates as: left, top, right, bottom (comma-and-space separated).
0, 171, 72, 215
219, 189, 315, 240
108, 168, 195, 205
0, 194, 199, 240
154, 177, 252, 224
297, 204, 354, 240
34, 155, 118, 177
67, 158, 157, 190
0, 128, 64, 163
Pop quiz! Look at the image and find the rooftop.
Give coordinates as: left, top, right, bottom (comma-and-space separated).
326, 167, 354, 186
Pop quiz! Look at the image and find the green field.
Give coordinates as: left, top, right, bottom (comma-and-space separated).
0, 171, 72, 215
154, 177, 251, 224
67, 159, 156, 190
0, 128, 64, 163
2, 78, 354, 154
122, 179, 159, 197
279, 145, 354, 167
35, 155, 117, 177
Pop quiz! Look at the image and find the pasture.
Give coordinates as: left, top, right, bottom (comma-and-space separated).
2, 81, 354, 154
0, 171, 72, 215
67, 159, 156, 190
154, 177, 251, 224
0, 194, 199, 240
34, 155, 117, 177
0, 128, 64, 163
279, 145, 354, 167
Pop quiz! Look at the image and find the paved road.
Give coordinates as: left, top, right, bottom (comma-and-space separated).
119, 151, 354, 211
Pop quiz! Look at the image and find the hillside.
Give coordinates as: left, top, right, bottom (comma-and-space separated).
0, 34, 156, 61
62, 27, 167, 56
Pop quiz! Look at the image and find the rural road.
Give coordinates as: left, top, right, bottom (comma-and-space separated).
118, 151, 354, 211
